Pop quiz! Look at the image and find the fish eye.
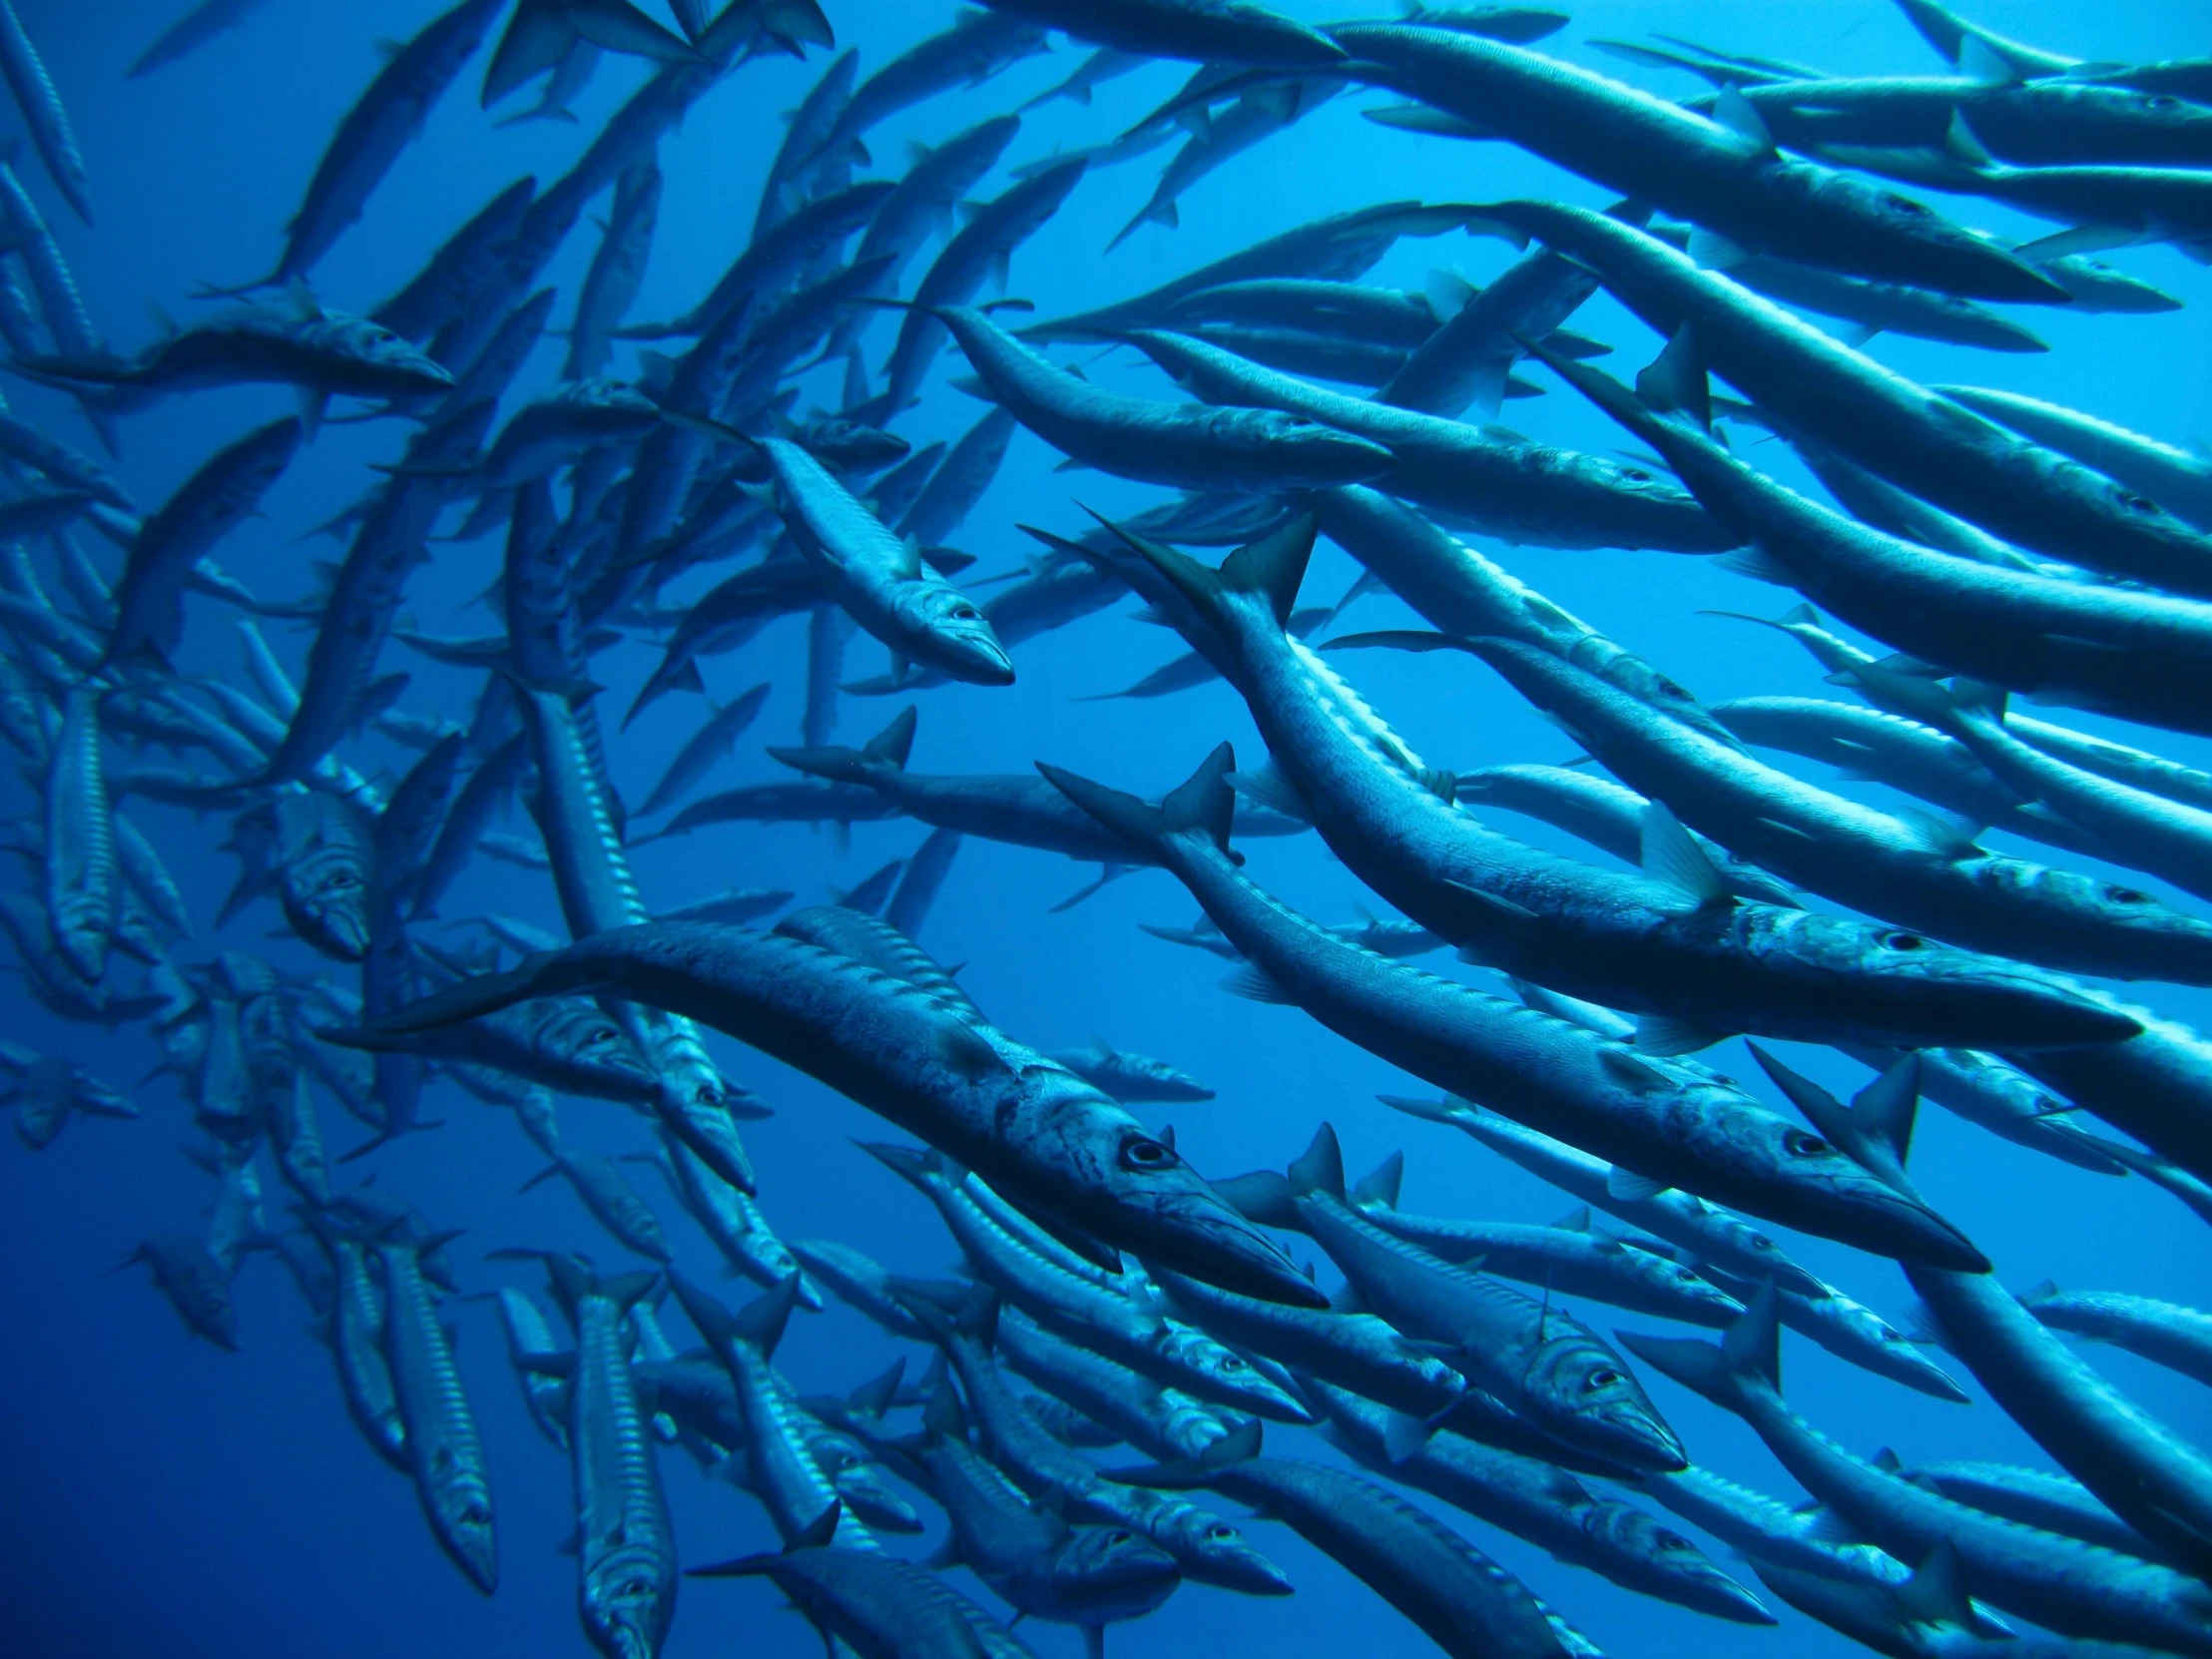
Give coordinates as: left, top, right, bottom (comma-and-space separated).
2104, 884, 2150, 904
1107, 1531, 1134, 1545
1881, 930, 1925, 951
1219, 1356, 1250, 1373
1121, 1136, 1175, 1170
1784, 1130, 1830, 1158
1586, 1368, 1622, 1389
1883, 195, 1932, 219
1656, 1529, 1690, 1549
322, 871, 358, 890
1207, 1524, 1238, 1541
461, 1502, 490, 1525
2119, 492, 2161, 514
2147, 94, 2177, 109
949, 605, 980, 621
1620, 467, 1652, 482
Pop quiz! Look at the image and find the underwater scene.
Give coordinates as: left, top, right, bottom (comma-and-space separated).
2, 1, 2210, 1655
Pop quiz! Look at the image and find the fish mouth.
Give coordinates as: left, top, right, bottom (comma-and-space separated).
1192, 1542, 1296, 1596
1865, 1188, 1988, 1274
1163, 1212, 1330, 1311
1893, 971, 2143, 1049
941, 634, 1016, 687
1590, 1414, 1690, 1474
1681, 1569, 1779, 1626
1957, 242, 2077, 306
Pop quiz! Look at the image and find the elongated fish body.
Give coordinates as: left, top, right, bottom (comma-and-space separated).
373, 176, 536, 344
126, 1233, 239, 1350
644, 1135, 815, 1301
1046, 1042, 1213, 1104
556, 1266, 676, 1659
376, 921, 1314, 1306
1838, 1042, 2124, 1175
1909, 1460, 2158, 1559
304, 1213, 407, 1469
636, 684, 769, 820
0, 2, 87, 226
876, 159, 1090, 415
1450, 763, 1796, 906
790, 1240, 928, 1340
534, 1152, 673, 1262
373, 1232, 497, 1593
1481, 201, 2212, 591
1308, 1380, 1769, 1623
261, 405, 492, 788
250, 0, 505, 289
1335, 28, 2057, 301
1356, 1203, 1744, 1327
1288, 1156, 1684, 1472
993, 1304, 1240, 1461
692, 1534, 998, 1659
1713, 697, 2108, 861
1050, 748, 1986, 1270
1133, 333, 1722, 549
44, 688, 114, 981
507, 549, 762, 1195
867, 1144, 1309, 1421
1624, 1293, 2212, 1655
564, 162, 660, 382
1158, 516, 2122, 1051
759, 436, 1012, 687
106, 417, 301, 669
1467, 636, 2212, 985
671, 1276, 874, 1551
129, 0, 276, 78
2017, 1284, 2212, 1388
836, 118, 1021, 349
1154, 1442, 1577, 1659
492, 1286, 571, 1453
940, 307, 1395, 493
26, 304, 454, 404
1558, 349, 2212, 742
1938, 384, 2212, 531
897, 1289, 1292, 1594
981, 0, 1344, 67
1908, 1263, 2212, 1575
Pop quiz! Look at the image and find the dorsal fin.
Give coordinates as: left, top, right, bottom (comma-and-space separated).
1218, 513, 1319, 630
791, 1500, 841, 1551
863, 707, 918, 768
1288, 1123, 1347, 1201
732, 1274, 805, 1359
924, 1376, 968, 1440
1350, 1151, 1403, 1210
1635, 326, 1711, 431
1896, 1537, 1974, 1627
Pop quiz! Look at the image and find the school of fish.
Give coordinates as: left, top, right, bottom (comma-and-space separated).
7, 0, 2212, 1654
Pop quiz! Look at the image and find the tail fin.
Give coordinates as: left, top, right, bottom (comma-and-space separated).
1106, 1417, 1263, 1488
769, 705, 916, 783
1086, 506, 1318, 638
1288, 1123, 1347, 1201
1351, 1151, 1404, 1210
1618, 1280, 1781, 1414
1210, 1170, 1305, 1231
364, 950, 570, 1036
855, 1140, 937, 1192
1038, 742, 1240, 864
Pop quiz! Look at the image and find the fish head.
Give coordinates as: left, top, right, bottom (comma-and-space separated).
1031, 1093, 1326, 1310
1993, 861, 2212, 982
1173, 1511, 1295, 1594
584, 1548, 672, 1659
316, 314, 459, 395
277, 856, 371, 961
1524, 1328, 1687, 1471
535, 1002, 658, 1097
429, 1460, 499, 1595
1784, 162, 2071, 303
1595, 1505, 1775, 1624
891, 581, 1014, 686
828, 1458, 924, 1533
1231, 407, 1397, 487
1048, 1526, 1184, 1622
1741, 908, 2142, 1050
1161, 1328, 1316, 1423
1559, 448, 1735, 549
1625, 1246, 1746, 1323
1697, 1077, 1987, 1272
797, 416, 909, 470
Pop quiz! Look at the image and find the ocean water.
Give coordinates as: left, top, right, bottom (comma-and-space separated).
1, 3, 2209, 1657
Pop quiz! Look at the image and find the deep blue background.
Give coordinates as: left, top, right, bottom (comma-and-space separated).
2, 2, 2210, 1655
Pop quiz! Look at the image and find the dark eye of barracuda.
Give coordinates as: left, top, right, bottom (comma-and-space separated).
949, 604, 980, 621
1207, 1524, 1238, 1540
1620, 467, 1653, 482
1784, 1130, 1830, 1158
2105, 884, 2150, 904
323, 871, 358, 890
1586, 1368, 1622, 1389
1881, 930, 1926, 951
1108, 1531, 1134, 1546
1883, 195, 1932, 219
2119, 492, 2161, 515
1121, 1136, 1175, 1170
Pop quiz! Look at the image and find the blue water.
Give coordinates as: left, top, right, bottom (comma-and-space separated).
2, 2, 2210, 1655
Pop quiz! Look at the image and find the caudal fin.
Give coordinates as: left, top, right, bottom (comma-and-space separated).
1038, 742, 1240, 863
1617, 1280, 1782, 1415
